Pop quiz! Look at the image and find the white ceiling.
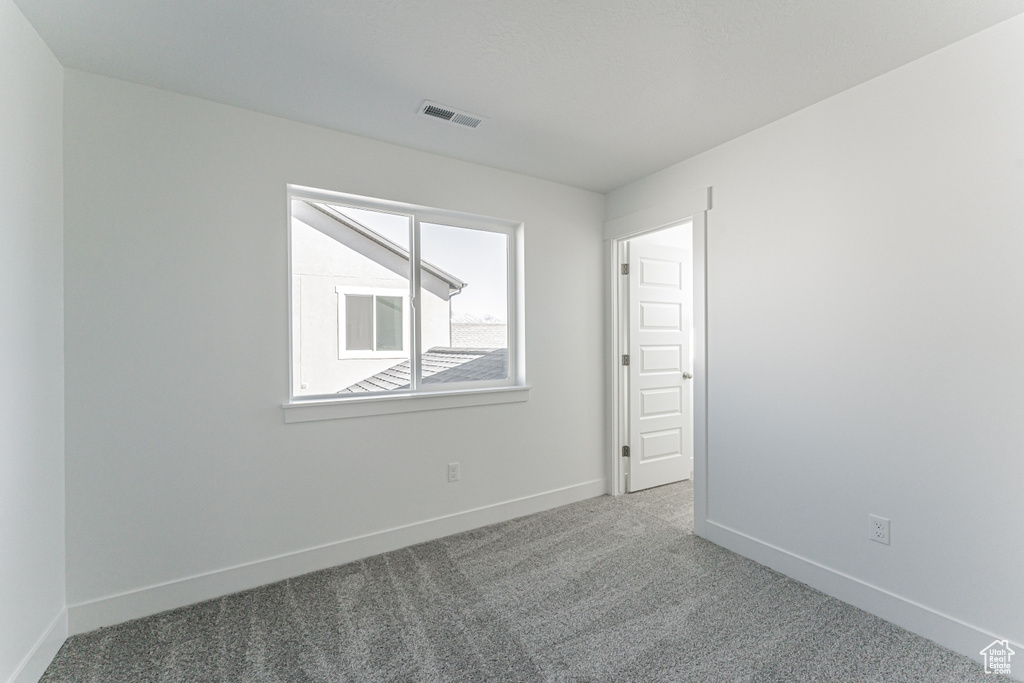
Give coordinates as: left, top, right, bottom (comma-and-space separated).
16, 0, 1024, 192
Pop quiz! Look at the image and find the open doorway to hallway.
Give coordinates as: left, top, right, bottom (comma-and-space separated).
615, 222, 694, 494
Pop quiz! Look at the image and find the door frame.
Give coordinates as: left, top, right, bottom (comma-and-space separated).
605, 191, 709, 536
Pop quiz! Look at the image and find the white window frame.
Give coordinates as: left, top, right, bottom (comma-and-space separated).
285, 184, 529, 422
335, 286, 409, 360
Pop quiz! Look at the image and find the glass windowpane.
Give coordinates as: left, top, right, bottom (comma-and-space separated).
345, 295, 373, 350
290, 191, 518, 400
375, 296, 403, 351
419, 223, 509, 385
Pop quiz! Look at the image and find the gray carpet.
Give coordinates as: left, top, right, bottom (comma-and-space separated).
42, 482, 988, 682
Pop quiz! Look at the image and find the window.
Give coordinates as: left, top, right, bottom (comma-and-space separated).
286, 185, 526, 419
336, 288, 408, 358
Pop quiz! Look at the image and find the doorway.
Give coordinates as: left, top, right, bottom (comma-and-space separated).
614, 223, 696, 497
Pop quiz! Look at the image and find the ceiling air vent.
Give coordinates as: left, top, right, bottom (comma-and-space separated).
418, 100, 486, 129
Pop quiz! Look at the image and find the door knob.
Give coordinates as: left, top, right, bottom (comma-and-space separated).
682, 372, 693, 379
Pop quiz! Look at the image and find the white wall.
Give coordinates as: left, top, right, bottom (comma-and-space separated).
608, 14, 1024, 664
0, 1, 66, 680
63, 70, 606, 631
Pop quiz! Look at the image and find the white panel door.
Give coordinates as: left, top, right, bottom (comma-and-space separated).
627, 242, 692, 492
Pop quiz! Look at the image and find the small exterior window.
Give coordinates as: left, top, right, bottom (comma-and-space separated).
336, 289, 408, 358
288, 185, 525, 406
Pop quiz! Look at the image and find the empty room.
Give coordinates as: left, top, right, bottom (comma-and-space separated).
3, 1, 1023, 681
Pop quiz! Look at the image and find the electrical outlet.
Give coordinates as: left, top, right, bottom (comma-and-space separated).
869, 514, 890, 545
447, 462, 460, 483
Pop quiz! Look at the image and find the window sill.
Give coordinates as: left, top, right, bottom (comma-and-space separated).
283, 385, 531, 423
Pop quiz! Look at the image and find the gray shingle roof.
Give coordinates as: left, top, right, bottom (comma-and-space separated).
339, 347, 508, 393
451, 323, 507, 348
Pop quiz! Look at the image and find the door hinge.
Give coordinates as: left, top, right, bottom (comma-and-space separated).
621, 263, 629, 275
622, 445, 630, 458
621, 354, 630, 366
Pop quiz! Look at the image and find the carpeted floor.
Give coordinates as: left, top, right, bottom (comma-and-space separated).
42, 481, 989, 682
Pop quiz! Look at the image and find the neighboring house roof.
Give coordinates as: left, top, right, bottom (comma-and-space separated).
339, 347, 508, 393
451, 312, 504, 324
451, 322, 507, 348
293, 200, 466, 299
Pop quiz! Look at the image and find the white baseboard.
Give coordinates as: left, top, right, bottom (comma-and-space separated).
7, 608, 67, 683
68, 478, 607, 636
702, 520, 1023, 681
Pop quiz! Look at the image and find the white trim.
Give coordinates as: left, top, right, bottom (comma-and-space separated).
703, 520, 1024, 678
604, 186, 712, 240
609, 237, 627, 495
7, 608, 67, 683
411, 215, 423, 389
607, 239, 627, 495
691, 212, 709, 536
67, 478, 605, 636
511, 221, 527, 386
284, 385, 530, 422
291, 185, 523, 233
